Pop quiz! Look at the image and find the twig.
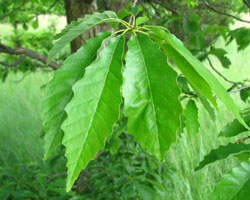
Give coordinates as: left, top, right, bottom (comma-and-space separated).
235, 136, 250, 144
140, 3, 154, 19
184, 92, 198, 98
132, 0, 138, 8
78, 171, 93, 192
129, 0, 138, 25
206, 56, 240, 85
214, 85, 250, 99
150, 0, 178, 15
148, 1, 164, 17
229, 85, 250, 95
0, 55, 27, 67
12, 72, 31, 83
46, 172, 67, 183
201, 0, 250, 24
243, 0, 250, 9
0, 43, 59, 69
47, 0, 59, 12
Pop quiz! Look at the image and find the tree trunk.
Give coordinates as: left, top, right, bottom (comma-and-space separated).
64, 0, 129, 53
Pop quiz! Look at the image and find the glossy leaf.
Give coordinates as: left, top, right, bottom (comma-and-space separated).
48, 11, 118, 63
184, 99, 199, 137
209, 158, 250, 200
42, 32, 110, 159
232, 180, 250, 200
159, 31, 249, 130
62, 36, 124, 191
148, 28, 217, 112
123, 33, 182, 160
192, 86, 216, 121
220, 114, 250, 137
195, 143, 250, 171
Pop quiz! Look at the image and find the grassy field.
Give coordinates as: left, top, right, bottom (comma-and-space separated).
0, 21, 249, 199
0, 72, 50, 166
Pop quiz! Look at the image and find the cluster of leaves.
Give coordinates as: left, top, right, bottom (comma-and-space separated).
0, 157, 79, 199
134, 0, 250, 70
42, 10, 249, 192
196, 109, 250, 199
0, 0, 64, 25
73, 132, 176, 200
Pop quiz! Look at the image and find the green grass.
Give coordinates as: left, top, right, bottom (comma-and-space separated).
0, 72, 51, 166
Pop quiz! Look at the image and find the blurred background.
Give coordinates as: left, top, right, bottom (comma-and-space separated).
0, 0, 250, 199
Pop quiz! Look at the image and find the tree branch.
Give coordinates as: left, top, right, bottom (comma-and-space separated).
0, 43, 59, 69
153, 1, 178, 15
206, 56, 241, 85
229, 85, 250, 95
47, 0, 60, 12
0, 55, 27, 67
129, 0, 138, 24
0, 0, 29, 21
46, 172, 67, 183
214, 85, 250, 99
201, 0, 250, 24
147, 0, 178, 15
243, 0, 250, 9
235, 136, 250, 144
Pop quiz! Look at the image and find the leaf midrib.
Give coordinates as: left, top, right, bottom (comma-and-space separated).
135, 36, 161, 157
70, 37, 121, 180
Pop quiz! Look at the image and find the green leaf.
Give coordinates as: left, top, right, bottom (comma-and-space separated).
136, 16, 149, 26
48, 11, 118, 63
209, 47, 231, 68
42, 32, 111, 159
109, 137, 119, 155
232, 180, 250, 200
177, 76, 191, 93
195, 143, 250, 171
32, 18, 39, 29
184, 99, 200, 137
161, 32, 249, 130
192, 86, 216, 121
148, 27, 217, 112
235, 152, 250, 162
220, 115, 250, 137
228, 28, 250, 51
161, 40, 217, 110
240, 88, 250, 102
135, 183, 158, 200
54, 19, 83, 40
117, 8, 131, 19
209, 158, 250, 200
123, 34, 182, 160
61, 36, 124, 191
129, 6, 139, 16
183, 19, 199, 34
216, 55, 231, 68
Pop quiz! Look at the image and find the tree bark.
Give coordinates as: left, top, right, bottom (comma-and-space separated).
64, 0, 129, 53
